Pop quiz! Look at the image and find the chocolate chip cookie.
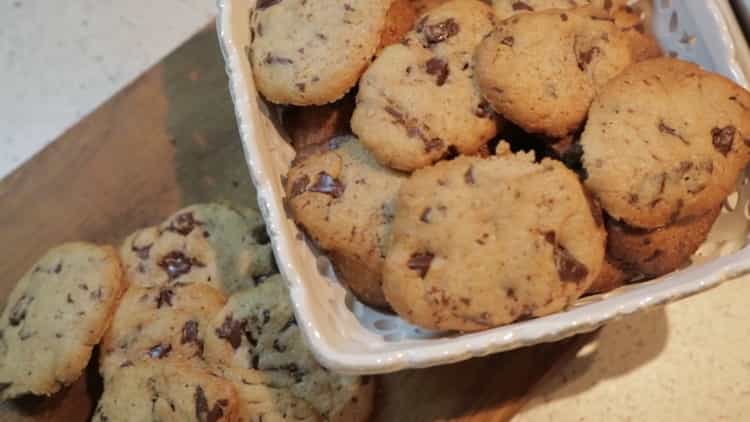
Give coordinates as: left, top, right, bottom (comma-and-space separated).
351, 0, 499, 171
120, 203, 275, 295
93, 360, 238, 422
99, 283, 226, 375
581, 58, 750, 229
249, 0, 393, 105
475, 7, 635, 137
284, 136, 406, 307
0, 243, 124, 399
205, 275, 374, 422
606, 206, 721, 277
586, 255, 628, 294
383, 149, 606, 331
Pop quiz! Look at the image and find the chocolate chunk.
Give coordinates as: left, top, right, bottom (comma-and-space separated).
295, 82, 306, 92
66, 293, 74, 304
475, 100, 494, 118
309, 171, 345, 198
658, 121, 689, 144
119, 360, 134, 368
544, 232, 588, 282
215, 315, 247, 349
577, 47, 601, 71
385, 106, 404, 122
281, 316, 297, 332
711, 126, 736, 155
420, 207, 432, 223
420, 18, 460, 46
264, 53, 294, 65
560, 13, 568, 21
290, 174, 310, 197
158, 251, 205, 280
262, 309, 271, 325
343, 3, 354, 11
156, 288, 174, 308
54, 262, 62, 274
132, 243, 152, 260
147, 343, 172, 359
166, 212, 202, 235
512, 1, 534, 11
501, 36, 514, 47
194, 385, 225, 422
9, 295, 33, 326
181, 320, 203, 355
90, 288, 102, 300
256, 0, 282, 10
425, 57, 449, 86
408, 252, 435, 278
273, 339, 286, 352
251, 225, 270, 245
424, 138, 444, 152
464, 166, 475, 185
280, 363, 304, 383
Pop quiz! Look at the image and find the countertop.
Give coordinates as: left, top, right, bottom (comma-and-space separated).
1, 2, 749, 421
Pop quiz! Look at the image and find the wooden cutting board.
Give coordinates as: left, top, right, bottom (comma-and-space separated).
0, 24, 589, 422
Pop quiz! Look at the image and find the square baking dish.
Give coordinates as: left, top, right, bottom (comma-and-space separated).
218, 0, 750, 375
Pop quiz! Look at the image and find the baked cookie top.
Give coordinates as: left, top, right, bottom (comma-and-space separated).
93, 360, 238, 422
120, 203, 274, 295
285, 136, 407, 307
205, 275, 374, 422
0, 242, 124, 399
581, 58, 750, 228
383, 149, 606, 331
475, 7, 635, 137
249, 0, 393, 105
100, 283, 226, 375
351, 0, 499, 171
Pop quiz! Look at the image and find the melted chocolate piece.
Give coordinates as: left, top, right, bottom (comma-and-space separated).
408, 252, 435, 278
166, 212, 202, 236
147, 343, 172, 359
512, 1, 534, 11
425, 57, 449, 86
544, 232, 588, 282
475, 100, 493, 118
464, 166, 475, 185
264, 53, 294, 65
309, 172, 345, 198
181, 320, 200, 345
8, 295, 33, 326
256, 0, 282, 10
158, 252, 205, 280
424, 138, 444, 152
156, 288, 174, 308
501, 36, 514, 47
280, 316, 297, 332
711, 126, 736, 155
577, 47, 601, 71
215, 315, 247, 349
420, 207, 432, 223
419, 18, 460, 46
194, 385, 225, 422
658, 121, 688, 144
290, 174, 311, 197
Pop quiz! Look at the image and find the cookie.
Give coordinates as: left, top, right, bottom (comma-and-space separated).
581, 58, 750, 229
606, 206, 721, 277
585, 255, 628, 294
249, 0, 393, 105
475, 7, 635, 137
92, 360, 238, 422
0, 243, 124, 399
213, 366, 321, 422
383, 149, 606, 331
381, 0, 419, 48
120, 203, 275, 294
205, 275, 374, 421
284, 136, 407, 307
351, 0, 500, 171
99, 283, 226, 375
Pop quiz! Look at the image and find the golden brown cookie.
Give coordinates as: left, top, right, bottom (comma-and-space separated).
606, 206, 721, 277
381, 0, 419, 48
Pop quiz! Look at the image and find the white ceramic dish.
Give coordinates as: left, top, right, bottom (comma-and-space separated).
217, 0, 750, 375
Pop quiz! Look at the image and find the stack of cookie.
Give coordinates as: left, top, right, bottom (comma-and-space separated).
255, 0, 750, 331
0, 203, 375, 422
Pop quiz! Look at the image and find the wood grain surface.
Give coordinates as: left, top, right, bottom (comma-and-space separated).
0, 25, 585, 421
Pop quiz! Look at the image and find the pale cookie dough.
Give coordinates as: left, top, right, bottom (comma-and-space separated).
0, 242, 124, 399
581, 58, 750, 228
383, 149, 606, 331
